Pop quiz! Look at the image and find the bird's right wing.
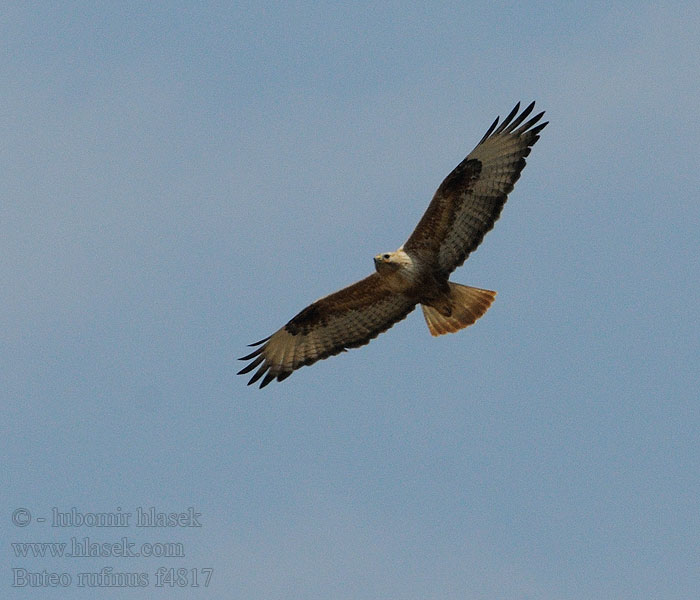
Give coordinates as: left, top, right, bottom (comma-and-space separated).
238, 273, 417, 388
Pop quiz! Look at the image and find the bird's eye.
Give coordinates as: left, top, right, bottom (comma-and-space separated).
383, 254, 390, 259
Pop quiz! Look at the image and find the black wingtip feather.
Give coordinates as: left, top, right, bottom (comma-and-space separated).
505, 101, 535, 133
530, 121, 549, 136
239, 344, 266, 361
517, 111, 546, 136
479, 116, 500, 144
494, 102, 521, 134
259, 372, 276, 388
247, 362, 269, 386
237, 354, 265, 375
479, 102, 544, 144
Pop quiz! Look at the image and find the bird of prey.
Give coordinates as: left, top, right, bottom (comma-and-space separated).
239, 102, 547, 387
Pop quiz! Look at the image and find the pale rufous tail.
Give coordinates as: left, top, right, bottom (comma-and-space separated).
421, 283, 496, 337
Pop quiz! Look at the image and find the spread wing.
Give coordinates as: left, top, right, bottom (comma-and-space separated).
238, 273, 417, 388
403, 101, 547, 275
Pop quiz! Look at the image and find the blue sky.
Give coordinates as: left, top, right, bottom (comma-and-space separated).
2, 1, 699, 598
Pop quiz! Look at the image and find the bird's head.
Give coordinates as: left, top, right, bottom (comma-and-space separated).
374, 252, 403, 274
374, 252, 400, 274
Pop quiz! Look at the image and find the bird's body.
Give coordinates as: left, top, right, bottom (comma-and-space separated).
240, 102, 547, 387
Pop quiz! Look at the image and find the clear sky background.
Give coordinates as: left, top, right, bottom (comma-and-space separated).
2, 2, 699, 598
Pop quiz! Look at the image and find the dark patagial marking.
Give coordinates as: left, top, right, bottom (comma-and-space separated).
285, 304, 324, 336
438, 158, 482, 199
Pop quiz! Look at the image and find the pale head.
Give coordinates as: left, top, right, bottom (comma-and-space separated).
373, 247, 415, 277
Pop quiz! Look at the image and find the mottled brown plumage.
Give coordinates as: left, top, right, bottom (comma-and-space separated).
239, 102, 547, 387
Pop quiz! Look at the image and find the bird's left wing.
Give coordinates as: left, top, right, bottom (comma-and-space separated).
403, 102, 547, 275
238, 273, 417, 388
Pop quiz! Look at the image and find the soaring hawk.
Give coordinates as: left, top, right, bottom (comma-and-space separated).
240, 102, 547, 387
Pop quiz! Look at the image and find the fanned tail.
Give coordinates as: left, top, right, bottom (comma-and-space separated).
421, 283, 496, 337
